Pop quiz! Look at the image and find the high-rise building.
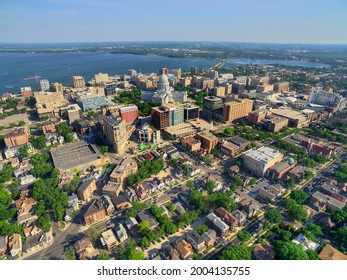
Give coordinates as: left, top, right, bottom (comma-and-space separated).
103, 116, 128, 154
183, 103, 200, 120
169, 106, 184, 126
66, 104, 83, 124
151, 106, 170, 130
213, 87, 226, 97
119, 105, 138, 124
231, 81, 245, 94
95, 73, 109, 84
72, 76, 85, 88
223, 99, 253, 123
104, 82, 117, 96
50, 82, 63, 92
203, 96, 223, 111
274, 81, 290, 92
39, 79, 50, 92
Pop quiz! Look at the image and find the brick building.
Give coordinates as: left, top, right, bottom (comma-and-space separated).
83, 199, 107, 225
4, 128, 30, 148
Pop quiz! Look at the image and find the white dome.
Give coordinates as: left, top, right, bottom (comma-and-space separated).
158, 74, 170, 92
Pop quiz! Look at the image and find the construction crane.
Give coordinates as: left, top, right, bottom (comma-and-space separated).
23, 75, 41, 82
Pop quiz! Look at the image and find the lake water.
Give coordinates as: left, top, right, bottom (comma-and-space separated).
0, 52, 329, 94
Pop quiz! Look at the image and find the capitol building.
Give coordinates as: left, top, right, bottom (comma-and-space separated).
141, 73, 187, 104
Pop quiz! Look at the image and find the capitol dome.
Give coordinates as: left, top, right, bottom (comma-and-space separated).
287, 157, 295, 164
157, 74, 170, 92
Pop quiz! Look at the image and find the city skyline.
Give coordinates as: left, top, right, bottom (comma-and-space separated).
1, 0, 347, 44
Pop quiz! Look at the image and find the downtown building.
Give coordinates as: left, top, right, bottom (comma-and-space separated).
103, 115, 129, 154
151, 104, 184, 130
223, 98, 254, 123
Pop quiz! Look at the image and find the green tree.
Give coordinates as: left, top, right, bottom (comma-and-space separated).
205, 180, 216, 193
100, 146, 109, 154
186, 180, 195, 189
290, 190, 308, 204
223, 127, 233, 136
304, 170, 314, 180
335, 226, 347, 247
38, 214, 51, 232
249, 178, 257, 186
35, 200, 46, 216
237, 231, 251, 243
274, 241, 309, 260
196, 225, 208, 235
18, 144, 29, 158
64, 246, 76, 260
219, 244, 252, 260
284, 178, 296, 189
141, 237, 150, 248
96, 252, 110, 260
265, 209, 282, 224
288, 205, 308, 222
119, 240, 145, 260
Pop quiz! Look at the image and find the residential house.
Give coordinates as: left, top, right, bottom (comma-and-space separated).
101, 195, 115, 215
124, 187, 137, 202
125, 217, 138, 231
292, 234, 320, 251
160, 245, 180, 260
0, 236, 8, 256
77, 179, 97, 202
206, 213, 229, 237
115, 224, 128, 243
102, 182, 122, 197
319, 244, 347, 260
100, 230, 118, 250
243, 202, 259, 218
111, 195, 131, 210
83, 199, 107, 226
74, 236, 99, 260
173, 202, 186, 215
231, 210, 247, 226
175, 239, 193, 259
202, 229, 217, 247
134, 184, 149, 200
8, 234, 22, 257
214, 207, 239, 230
137, 210, 159, 230
252, 243, 275, 260
186, 231, 206, 253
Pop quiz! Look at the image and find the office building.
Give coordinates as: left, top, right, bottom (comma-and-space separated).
195, 131, 218, 151
77, 88, 107, 111
66, 104, 83, 124
119, 105, 138, 124
183, 103, 200, 120
274, 81, 290, 92
138, 125, 161, 144
244, 146, 283, 177
103, 115, 128, 154
104, 82, 118, 96
77, 179, 97, 202
34, 91, 69, 117
213, 86, 226, 97
95, 73, 109, 84
50, 82, 63, 92
203, 96, 223, 111
271, 108, 310, 128
247, 110, 267, 125
151, 104, 184, 129
72, 76, 85, 88
223, 99, 253, 123
231, 81, 245, 94
39, 79, 50, 92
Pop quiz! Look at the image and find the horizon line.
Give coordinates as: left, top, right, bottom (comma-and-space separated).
0, 40, 347, 46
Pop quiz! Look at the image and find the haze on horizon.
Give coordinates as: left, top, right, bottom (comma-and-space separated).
0, 0, 346, 44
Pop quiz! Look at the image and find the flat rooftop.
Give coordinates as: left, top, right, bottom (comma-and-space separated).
51, 141, 102, 170
245, 146, 282, 164
164, 123, 196, 136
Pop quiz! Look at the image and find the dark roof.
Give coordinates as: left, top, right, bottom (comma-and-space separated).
84, 199, 105, 216
111, 195, 129, 206
230, 136, 250, 146
137, 210, 159, 229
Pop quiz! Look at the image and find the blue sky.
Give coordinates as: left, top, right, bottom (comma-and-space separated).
0, 0, 346, 44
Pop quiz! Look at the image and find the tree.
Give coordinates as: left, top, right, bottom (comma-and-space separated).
186, 180, 194, 189
223, 127, 233, 136
196, 225, 208, 235
219, 244, 251, 260
335, 226, 347, 247
181, 163, 190, 177
249, 178, 257, 186
141, 237, 150, 248
306, 223, 323, 237
18, 144, 29, 158
211, 148, 219, 158
284, 178, 296, 189
288, 205, 308, 222
290, 190, 308, 204
18, 120, 26, 126
237, 231, 251, 243
96, 252, 110, 260
306, 250, 319, 260
304, 170, 314, 180
32, 135, 46, 149
100, 146, 109, 154
119, 240, 145, 260
138, 221, 150, 234
35, 200, 46, 216
331, 209, 347, 224
205, 180, 216, 193
265, 209, 282, 224
280, 198, 297, 209
38, 214, 51, 232
64, 246, 76, 260
274, 241, 309, 260
0, 189, 12, 208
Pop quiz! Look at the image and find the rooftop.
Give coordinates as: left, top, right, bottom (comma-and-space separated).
51, 141, 102, 170
84, 199, 105, 217
245, 146, 282, 164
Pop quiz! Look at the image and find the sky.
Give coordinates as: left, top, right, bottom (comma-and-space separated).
0, 0, 347, 44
